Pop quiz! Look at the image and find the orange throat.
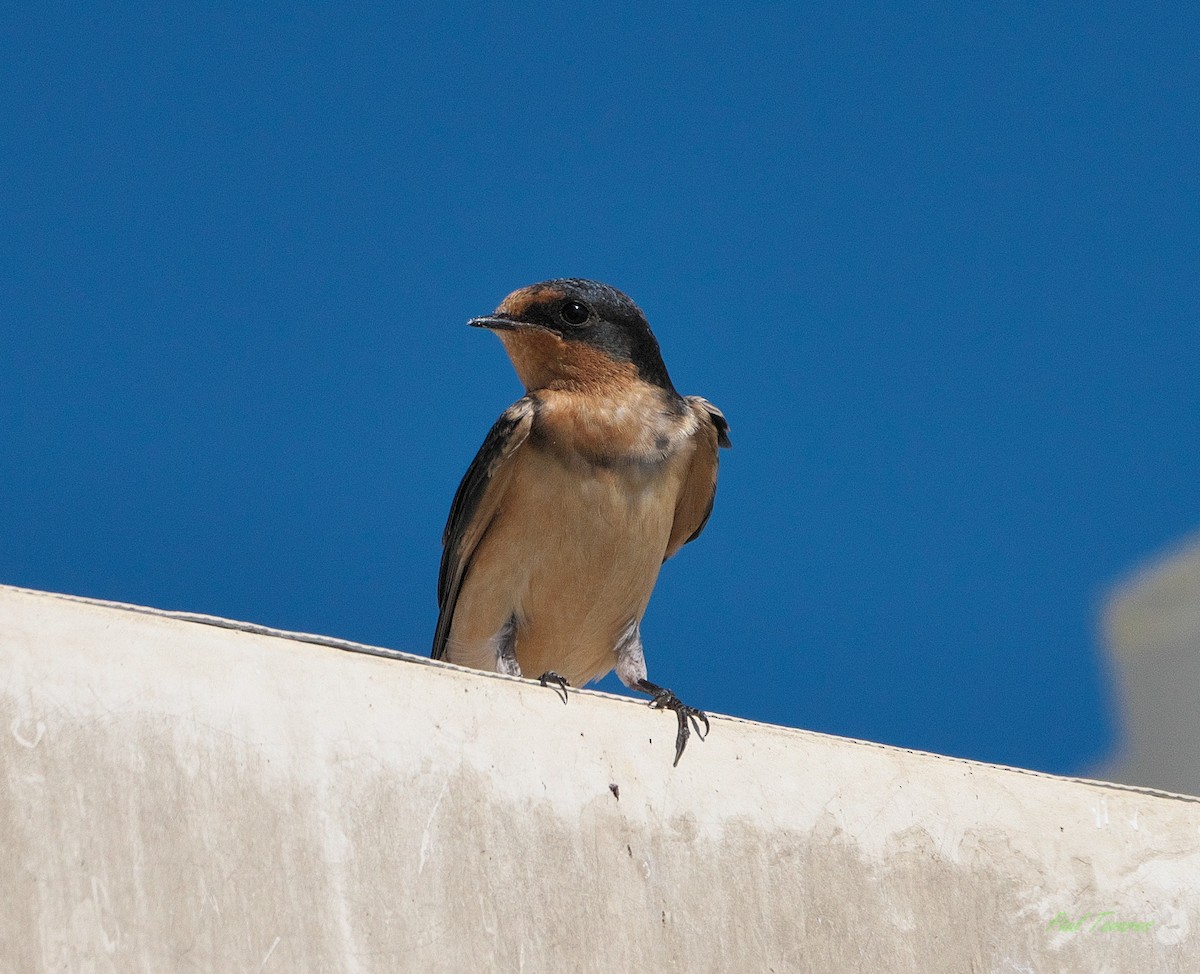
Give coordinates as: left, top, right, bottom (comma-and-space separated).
496, 328, 637, 393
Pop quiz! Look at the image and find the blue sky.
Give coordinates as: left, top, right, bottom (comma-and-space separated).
3, 3, 1197, 775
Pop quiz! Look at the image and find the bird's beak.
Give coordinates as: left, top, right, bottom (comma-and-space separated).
467, 314, 520, 331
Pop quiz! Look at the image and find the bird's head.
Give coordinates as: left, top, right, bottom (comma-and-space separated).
469, 279, 676, 394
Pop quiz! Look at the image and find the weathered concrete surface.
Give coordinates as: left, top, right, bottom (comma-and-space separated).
1, 584, 1197, 974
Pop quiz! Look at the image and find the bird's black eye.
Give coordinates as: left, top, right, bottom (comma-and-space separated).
560, 300, 591, 326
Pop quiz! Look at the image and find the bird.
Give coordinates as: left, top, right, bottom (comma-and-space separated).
431, 279, 731, 765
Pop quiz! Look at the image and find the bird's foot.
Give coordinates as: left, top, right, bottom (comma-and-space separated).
637, 680, 709, 766
538, 670, 571, 704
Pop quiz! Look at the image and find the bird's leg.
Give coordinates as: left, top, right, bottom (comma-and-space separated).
493, 615, 570, 704
614, 620, 709, 766
634, 680, 710, 767
493, 616, 521, 676
538, 670, 570, 705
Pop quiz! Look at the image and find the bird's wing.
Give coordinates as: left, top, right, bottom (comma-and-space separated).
665, 396, 732, 560
432, 397, 536, 660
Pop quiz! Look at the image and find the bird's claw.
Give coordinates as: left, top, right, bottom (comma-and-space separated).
647, 688, 709, 766
538, 670, 570, 704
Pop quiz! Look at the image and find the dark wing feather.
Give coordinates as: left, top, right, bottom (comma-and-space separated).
693, 396, 731, 449
431, 397, 536, 659
665, 396, 731, 559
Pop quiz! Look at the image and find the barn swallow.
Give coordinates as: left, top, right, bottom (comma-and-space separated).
431, 279, 731, 765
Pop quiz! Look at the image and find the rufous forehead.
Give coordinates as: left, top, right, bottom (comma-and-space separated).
496, 285, 567, 317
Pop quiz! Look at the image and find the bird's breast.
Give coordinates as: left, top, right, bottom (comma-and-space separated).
530, 382, 698, 466
493, 439, 690, 684
448, 382, 702, 686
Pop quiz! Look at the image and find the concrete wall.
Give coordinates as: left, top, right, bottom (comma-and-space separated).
1098, 530, 1200, 796
2, 583, 1197, 973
